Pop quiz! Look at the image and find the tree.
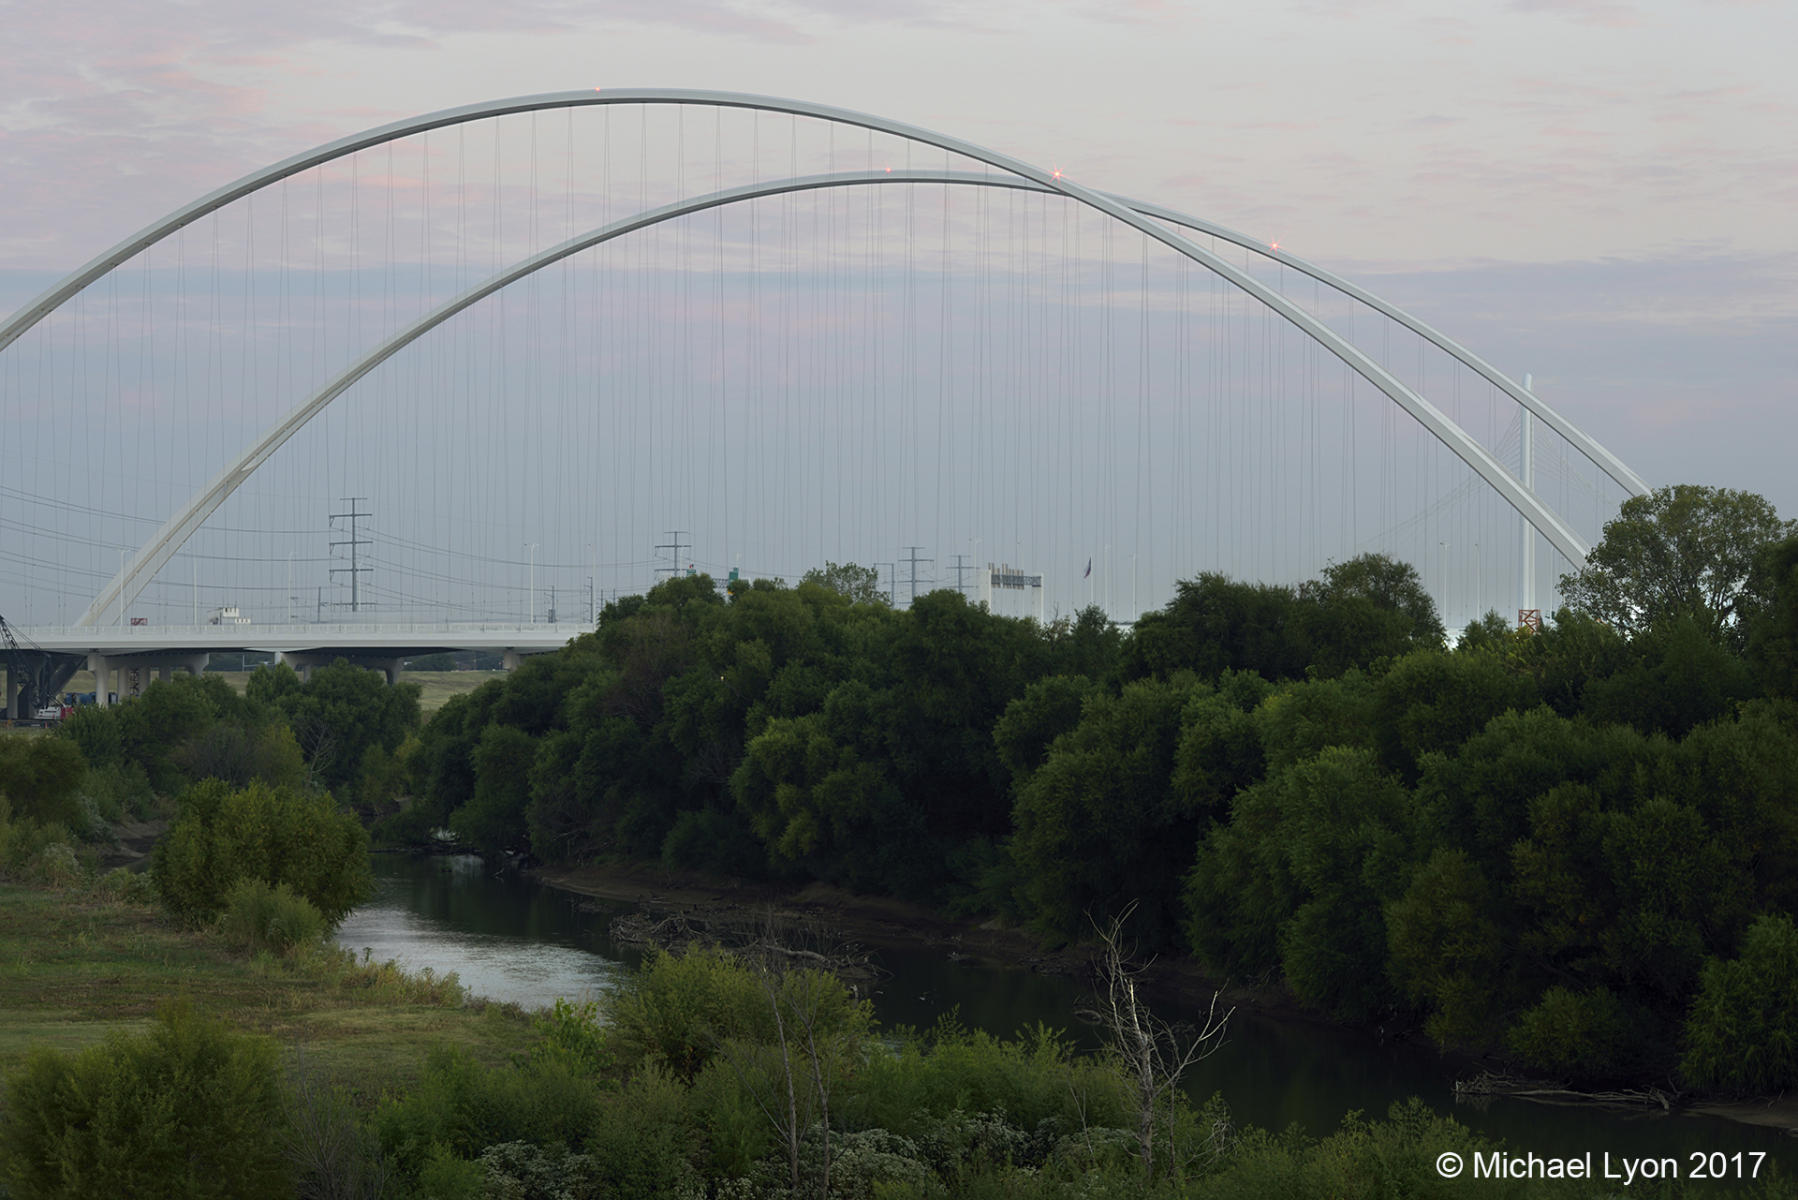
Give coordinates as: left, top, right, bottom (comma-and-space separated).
1121, 574, 1305, 684
251, 661, 422, 792
800, 561, 887, 605
1559, 484, 1795, 646
1682, 912, 1798, 1094
152, 779, 372, 925
1082, 906, 1230, 1185
1371, 648, 1538, 782
449, 723, 538, 854
1747, 534, 1798, 697
1010, 678, 1195, 948
1, 1004, 289, 1200
0, 736, 86, 827
1298, 552, 1444, 674
992, 674, 1096, 785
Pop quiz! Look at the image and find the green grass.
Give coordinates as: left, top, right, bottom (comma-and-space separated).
0, 881, 536, 1099
400, 670, 507, 715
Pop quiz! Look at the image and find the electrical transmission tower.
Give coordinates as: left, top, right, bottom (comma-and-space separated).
947, 553, 972, 597
329, 498, 372, 614
655, 531, 691, 581
901, 545, 934, 607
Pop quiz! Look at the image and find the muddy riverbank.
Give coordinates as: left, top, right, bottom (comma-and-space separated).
531, 858, 1798, 1140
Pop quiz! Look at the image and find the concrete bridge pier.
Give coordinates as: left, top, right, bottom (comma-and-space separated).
87, 651, 210, 705
6, 672, 19, 719
88, 652, 110, 707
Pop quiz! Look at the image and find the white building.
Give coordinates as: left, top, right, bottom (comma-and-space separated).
977, 563, 1044, 622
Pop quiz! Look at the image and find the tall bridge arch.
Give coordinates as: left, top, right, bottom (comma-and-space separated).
2, 89, 1646, 627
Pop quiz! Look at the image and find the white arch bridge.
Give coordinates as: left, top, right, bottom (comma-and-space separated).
1, 88, 1644, 714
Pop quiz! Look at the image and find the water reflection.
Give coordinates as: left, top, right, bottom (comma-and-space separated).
340, 854, 1791, 1164
334, 854, 640, 1009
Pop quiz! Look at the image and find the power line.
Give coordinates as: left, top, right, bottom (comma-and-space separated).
329, 497, 372, 614
901, 544, 933, 607
654, 530, 691, 581
947, 552, 972, 597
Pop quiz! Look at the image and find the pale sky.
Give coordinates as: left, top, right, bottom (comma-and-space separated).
2, 0, 1794, 626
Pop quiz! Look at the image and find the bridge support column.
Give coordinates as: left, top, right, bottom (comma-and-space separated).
184, 654, 208, 677
276, 651, 316, 682
380, 657, 404, 686
88, 652, 110, 707
6, 672, 19, 720
502, 649, 521, 672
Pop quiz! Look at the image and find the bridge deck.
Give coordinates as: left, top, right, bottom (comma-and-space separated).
12, 622, 582, 658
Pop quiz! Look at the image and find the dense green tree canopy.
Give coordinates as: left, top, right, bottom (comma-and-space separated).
800, 560, 887, 605
1748, 535, 1798, 697
347, 489, 1798, 1093
1560, 484, 1795, 646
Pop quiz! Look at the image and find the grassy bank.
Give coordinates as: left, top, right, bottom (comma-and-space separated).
0, 879, 535, 1096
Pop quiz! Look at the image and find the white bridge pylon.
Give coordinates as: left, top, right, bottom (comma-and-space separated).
0, 89, 1647, 626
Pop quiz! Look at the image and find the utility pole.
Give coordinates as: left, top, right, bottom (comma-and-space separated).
874, 562, 896, 606
654, 531, 691, 581
900, 545, 933, 607
329, 498, 373, 615
524, 543, 539, 623
1519, 373, 1537, 629
548, 584, 557, 625
948, 553, 972, 597
588, 577, 595, 625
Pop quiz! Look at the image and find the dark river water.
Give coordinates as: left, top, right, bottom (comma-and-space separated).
337, 853, 1794, 1169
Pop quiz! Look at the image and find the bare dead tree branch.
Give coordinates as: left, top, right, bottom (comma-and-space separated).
1078, 902, 1232, 1183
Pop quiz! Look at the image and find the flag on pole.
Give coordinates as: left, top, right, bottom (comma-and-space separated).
1083, 557, 1093, 580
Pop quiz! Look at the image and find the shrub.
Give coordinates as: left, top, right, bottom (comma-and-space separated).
846, 1021, 1132, 1144
373, 1047, 607, 1177
24, 840, 84, 889
93, 865, 158, 906
0, 735, 86, 827
370, 796, 442, 849
1682, 912, 1798, 1094
1202, 1099, 1501, 1200
283, 1065, 396, 1200
606, 947, 869, 1082
1505, 986, 1635, 1083
0, 1003, 289, 1199
219, 877, 328, 956
80, 760, 154, 823
0, 810, 82, 885
530, 997, 611, 1073
152, 778, 371, 925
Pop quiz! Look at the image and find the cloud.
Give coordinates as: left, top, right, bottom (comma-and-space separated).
1506, 0, 1642, 29
1343, 252, 1798, 514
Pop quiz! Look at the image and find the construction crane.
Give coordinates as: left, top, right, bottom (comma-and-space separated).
0, 613, 52, 719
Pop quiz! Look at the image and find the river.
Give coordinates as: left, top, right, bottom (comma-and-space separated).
336, 853, 1793, 1167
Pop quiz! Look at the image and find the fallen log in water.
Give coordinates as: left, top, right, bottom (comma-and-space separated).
607, 906, 890, 986
1454, 1070, 1676, 1113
